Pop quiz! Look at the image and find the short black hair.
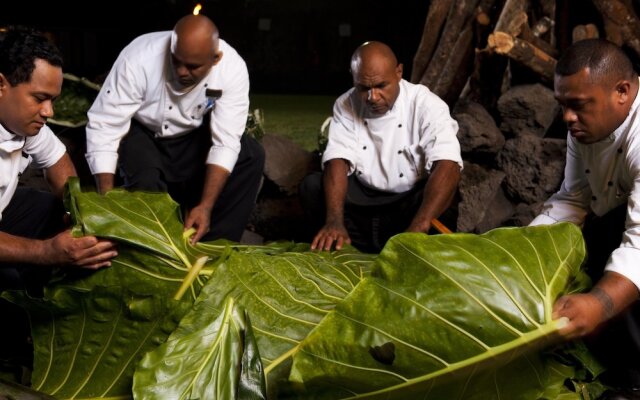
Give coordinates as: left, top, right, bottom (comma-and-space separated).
0, 26, 63, 86
556, 38, 636, 84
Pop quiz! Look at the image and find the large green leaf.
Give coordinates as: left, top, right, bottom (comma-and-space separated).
3, 286, 192, 399
134, 245, 374, 398
133, 297, 266, 400
288, 223, 589, 398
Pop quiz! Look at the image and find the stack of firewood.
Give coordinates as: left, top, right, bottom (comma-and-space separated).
409, 0, 640, 233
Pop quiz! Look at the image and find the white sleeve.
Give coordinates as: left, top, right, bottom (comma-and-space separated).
206, 55, 250, 172
85, 55, 144, 175
605, 148, 640, 289
25, 126, 66, 169
418, 91, 463, 172
321, 93, 357, 174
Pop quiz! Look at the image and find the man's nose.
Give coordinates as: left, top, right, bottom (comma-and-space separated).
41, 100, 54, 118
562, 108, 577, 123
367, 88, 380, 102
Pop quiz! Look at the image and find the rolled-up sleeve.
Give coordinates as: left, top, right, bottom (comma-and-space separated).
419, 93, 463, 172
605, 157, 640, 289
85, 57, 143, 175
321, 94, 357, 174
206, 58, 250, 172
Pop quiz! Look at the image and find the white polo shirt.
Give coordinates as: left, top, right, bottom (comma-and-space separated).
531, 80, 640, 289
0, 124, 66, 221
85, 32, 250, 175
322, 79, 462, 193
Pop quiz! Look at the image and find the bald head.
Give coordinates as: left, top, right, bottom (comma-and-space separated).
350, 41, 398, 76
169, 15, 223, 89
349, 41, 403, 115
172, 14, 219, 56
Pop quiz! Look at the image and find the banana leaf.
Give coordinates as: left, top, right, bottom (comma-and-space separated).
287, 224, 590, 398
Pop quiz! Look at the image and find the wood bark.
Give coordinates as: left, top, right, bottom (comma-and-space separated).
433, 23, 475, 105
420, 0, 481, 88
487, 31, 556, 81
411, 0, 455, 83
592, 0, 640, 60
494, 0, 529, 33
572, 24, 600, 43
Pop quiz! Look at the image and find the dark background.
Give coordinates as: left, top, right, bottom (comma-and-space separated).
1, 0, 432, 95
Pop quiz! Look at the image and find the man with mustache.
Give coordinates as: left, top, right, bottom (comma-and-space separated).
85, 14, 264, 244
300, 41, 462, 253
531, 38, 640, 399
0, 27, 117, 292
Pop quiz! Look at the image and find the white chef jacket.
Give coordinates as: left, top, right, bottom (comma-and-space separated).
85, 32, 250, 175
0, 124, 66, 221
322, 79, 462, 194
531, 80, 640, 290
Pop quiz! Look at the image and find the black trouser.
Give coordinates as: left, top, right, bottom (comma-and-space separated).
118, 120, 265, 242
0, 187, 63, 293
299, 172, 457, 253
581, 204, 640, 386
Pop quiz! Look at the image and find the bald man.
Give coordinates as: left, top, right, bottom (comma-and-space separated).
299, 41, 462, 253
85, 15, 264, 243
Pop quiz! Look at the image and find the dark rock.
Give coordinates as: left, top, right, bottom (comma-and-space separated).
457, 163, 506, 232
497, 84, 560, 138
262, 133, 317, 196
498, 135, 566, 204
454, 100, 505, 156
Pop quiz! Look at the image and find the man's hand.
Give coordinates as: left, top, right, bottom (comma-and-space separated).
311, 221, 351, 251
553, 272, 639, 340
44, 229, 117, 269
184, 204, 212, 244
553, 292, 608, 339
94, 173, 115, 194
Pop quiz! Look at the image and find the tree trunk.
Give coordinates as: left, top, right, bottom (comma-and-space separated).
411, 0, 455, 83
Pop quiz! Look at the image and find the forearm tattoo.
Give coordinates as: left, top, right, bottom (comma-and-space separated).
592, 287, 615, 320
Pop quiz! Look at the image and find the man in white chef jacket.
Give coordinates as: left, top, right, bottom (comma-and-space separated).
85, 14, 264, 244
300, 41, 462, 253
530, 38, 640, 397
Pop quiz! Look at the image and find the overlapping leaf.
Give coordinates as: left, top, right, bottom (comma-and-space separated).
3, 286, 192, 399
133, 297, 266, 400
288, 223, 589, 398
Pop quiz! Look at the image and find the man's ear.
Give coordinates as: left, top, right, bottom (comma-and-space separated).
212, 50, 223, 66
0, 73, 7, 96
615, 80, 632, 104
396, 63, 403, 80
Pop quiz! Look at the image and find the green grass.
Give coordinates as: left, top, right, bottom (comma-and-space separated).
250, 94, 335, 151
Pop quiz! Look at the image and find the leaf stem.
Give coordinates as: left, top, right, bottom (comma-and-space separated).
174, 256, 208, 301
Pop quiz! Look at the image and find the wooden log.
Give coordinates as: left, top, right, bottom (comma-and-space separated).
411, 0, 454, 83
572, 23, 600, 43
420, 0, 481, 88
515, 13, 558, 57
433, 23, 475, 105
487, 31, 556, 82
494, 0, 529, 33
592, 0, 640, 60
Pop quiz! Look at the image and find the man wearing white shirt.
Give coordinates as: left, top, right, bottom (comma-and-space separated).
0, 28, 116, 292
530, 39, 640, 396
85, 14, 264, 244
300, 41, 462, 253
